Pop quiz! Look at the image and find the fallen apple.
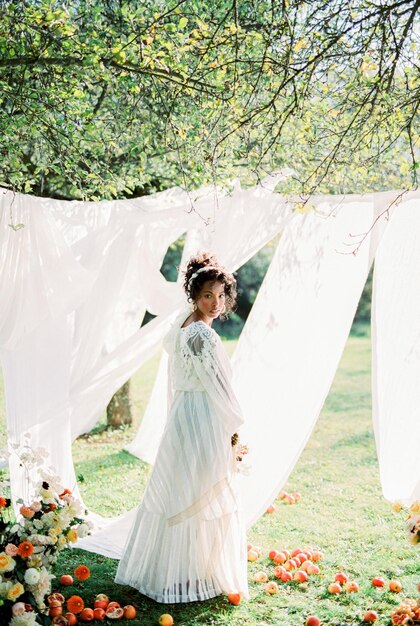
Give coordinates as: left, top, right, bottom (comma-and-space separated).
158, 613, 174, 625
273, 551, 287, 565
65, 613, 77, 626
80, 608, 95, 622
94, 594, 109, 610
372, 577, 385, 588
60, 575, 74, 586
363, 610, 378, 623
307, 563, 320, 576
264, 581, 279, 595
389, 580, 402, 593
293, 570, 308, 583
274, 565, 286, 579
268, 549, 279, 560
266, 504, 276, 514
280, 571, 293, 583
335, 572, 348, 585
227, 592, 241, 605
247, 549, 259, 562
328, 582, 342, 594
123, 605, 136, 619
306, 617, 321, 626
253, 571, 269, 583
344, 581, 359, 593
94, 607, 106, 621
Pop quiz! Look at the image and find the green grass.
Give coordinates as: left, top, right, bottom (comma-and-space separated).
0, 329, 419, 625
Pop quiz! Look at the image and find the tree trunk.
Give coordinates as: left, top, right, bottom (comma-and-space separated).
106, 380, 132, 427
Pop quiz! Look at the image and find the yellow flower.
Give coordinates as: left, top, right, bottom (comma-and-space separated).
58, 536, 67, 548
7, 582, 24, 600
410, 501, 420, 514
392, 501, 403, 513
0, 552, 15, 573
67, 529, 78, 543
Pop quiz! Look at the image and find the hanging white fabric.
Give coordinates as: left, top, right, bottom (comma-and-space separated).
1, 185, 420, 561
371, 195, 420, 504
232, 194, 398, 527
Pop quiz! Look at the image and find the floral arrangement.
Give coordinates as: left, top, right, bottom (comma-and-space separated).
390, 597, 420, 625
392, 500, 420, 546
0, 441, 91, 625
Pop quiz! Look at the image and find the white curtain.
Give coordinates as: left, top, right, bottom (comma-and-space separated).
1, 185, 419, 560
371, 196, 420, 504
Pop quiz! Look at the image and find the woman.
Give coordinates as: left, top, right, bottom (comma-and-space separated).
115, 252, 248, 603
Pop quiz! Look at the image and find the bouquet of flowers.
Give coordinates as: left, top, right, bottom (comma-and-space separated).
0, 443, 91, 625
392, 500, 420, 546
231, 433, 251, 475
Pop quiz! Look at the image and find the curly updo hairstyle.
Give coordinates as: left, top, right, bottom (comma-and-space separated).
183, 252, 237, 320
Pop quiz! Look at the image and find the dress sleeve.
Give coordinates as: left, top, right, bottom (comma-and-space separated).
185, 323, 245, 435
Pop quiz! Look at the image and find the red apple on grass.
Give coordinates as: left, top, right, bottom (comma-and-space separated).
328, 582, 342, 594
335, 572, 348, 585
94, 594, 109, 610
94, 608, 106, 621
60, 574, 74, 586
344, 581, 359, 593
389, 579, 402, 593
372, 577, 385, 588
273, 551, 287, 565
253, 571, 269, 583
306, 617, 321, 626
363, 610, 378, 623
274, 565, 286, 579
227, 593, 241, 605
264, 581, 279, 595
294, 570, 308, 583
80, 608, 94, 622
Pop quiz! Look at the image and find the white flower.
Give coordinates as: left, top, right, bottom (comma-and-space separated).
10, 612, 39, 626
76, 523, 90, 538
65, 499, 83, 518
31, 567, 53, 608
0, 579, 12, 597
24, 568, 40, 585
30, 501, 42, 512
32, 519, 45, 530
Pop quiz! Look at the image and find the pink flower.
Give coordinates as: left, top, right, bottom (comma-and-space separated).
5, 543, 19, 556
30, 501, 42, 512
12, 602, 26, 616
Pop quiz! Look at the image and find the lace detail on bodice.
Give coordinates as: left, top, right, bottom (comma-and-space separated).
172, 321, 218, 392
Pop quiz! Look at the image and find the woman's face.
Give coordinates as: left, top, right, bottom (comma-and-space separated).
195, 280, 226, 323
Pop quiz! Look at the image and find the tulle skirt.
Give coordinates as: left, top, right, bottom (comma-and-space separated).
115, 390, 249, 603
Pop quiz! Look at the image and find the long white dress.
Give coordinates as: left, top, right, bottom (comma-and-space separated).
115, 315, 249, 603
